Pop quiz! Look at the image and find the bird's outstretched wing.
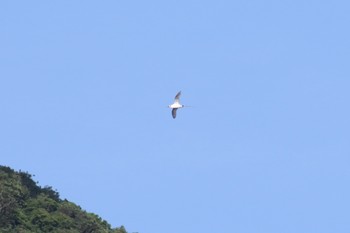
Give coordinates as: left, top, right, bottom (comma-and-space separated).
172, 108, 177, 119
174, 91, 181, 103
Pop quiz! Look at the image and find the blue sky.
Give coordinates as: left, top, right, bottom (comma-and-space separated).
1, 1, 350, 232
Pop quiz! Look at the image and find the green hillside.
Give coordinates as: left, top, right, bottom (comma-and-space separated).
0, 165, 127, 233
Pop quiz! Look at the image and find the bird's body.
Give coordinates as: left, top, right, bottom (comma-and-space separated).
168, 91, 184, 119
169, 102, 183, 109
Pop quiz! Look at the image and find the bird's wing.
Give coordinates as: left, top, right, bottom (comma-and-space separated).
172, 108, 177, 119
174, 91, 181, 103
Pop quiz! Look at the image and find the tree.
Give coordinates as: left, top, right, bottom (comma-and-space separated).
0, 165, 129, 233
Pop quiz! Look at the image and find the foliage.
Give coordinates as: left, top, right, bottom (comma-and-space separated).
0, 165, 127, 233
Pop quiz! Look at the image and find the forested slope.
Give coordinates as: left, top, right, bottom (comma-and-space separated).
0, 165, 127, 233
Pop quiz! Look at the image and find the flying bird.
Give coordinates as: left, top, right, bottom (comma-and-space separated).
168, 91, 184, 119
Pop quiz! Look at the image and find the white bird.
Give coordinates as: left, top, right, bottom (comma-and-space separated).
168, 91, 184, 119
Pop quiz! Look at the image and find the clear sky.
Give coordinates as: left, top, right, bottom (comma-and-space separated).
1, 1, 350, 233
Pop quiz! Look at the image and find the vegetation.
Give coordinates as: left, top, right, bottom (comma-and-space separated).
0, 165, 127, 233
